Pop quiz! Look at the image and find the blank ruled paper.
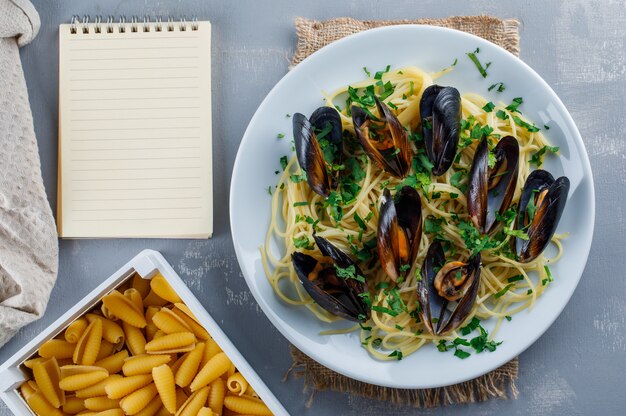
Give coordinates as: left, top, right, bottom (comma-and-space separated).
58, 21, 212, 238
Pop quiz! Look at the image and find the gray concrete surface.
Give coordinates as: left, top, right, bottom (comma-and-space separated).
1, 0, 625, 415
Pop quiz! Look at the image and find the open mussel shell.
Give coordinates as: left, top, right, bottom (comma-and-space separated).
291, 235, 370, 322
351, 97, 411, 178
420, 85, 462, 176
516, 170, 570, 263
417, 241, 481, 335
467, 136, 519, 234
292, 107, 343, 197
377, 186, 422, 281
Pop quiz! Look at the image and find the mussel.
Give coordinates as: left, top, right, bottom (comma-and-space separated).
293, 107, 343, 197
352, 97, 411, 178
377, 186, 422, 281
467, 136, 520, 234
420, 85, 462, 176
291, 235, 370, 322
417, 241, 481, 335
515, 170, 569, 263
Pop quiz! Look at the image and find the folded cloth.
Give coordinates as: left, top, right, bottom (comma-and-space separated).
0, 0, 58, 347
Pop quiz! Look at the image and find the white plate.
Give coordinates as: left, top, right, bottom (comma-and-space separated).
230, 25, 595, 388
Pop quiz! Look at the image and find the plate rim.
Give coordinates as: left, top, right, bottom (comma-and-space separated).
229, 24, 596, 388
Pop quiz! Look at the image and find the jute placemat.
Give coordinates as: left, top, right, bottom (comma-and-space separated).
286, 16, 521, 408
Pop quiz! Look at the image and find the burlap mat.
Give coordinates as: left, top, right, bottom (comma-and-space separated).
286, 16, 521, 408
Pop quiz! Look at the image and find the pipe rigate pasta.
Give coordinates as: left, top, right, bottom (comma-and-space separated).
32, 357, 65, 408
144, 332, 196, 354
102, 290, 147, 328
150, 273, 182, 303
226, 372, 249, 396
207, 377, 225, 415
174, 342, 204, 388
39, 339, 76, 360
152, 364, 177, 413
223, 395, 273, 416
105, 374, 153, 399
176, 386, 210, 416
73, 318, 103, 365
189, 352, 231, 392
64, 318, 88, 343
118, 383, 158, 415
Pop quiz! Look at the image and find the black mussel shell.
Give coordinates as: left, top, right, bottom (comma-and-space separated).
292, 107, 343, 197
516, 170, 569, 263
291, 235, 370, 322
377, 187, 422, 281
352, 97, 411, 178
417, 242, 481, 335
420, 85, 462, 176
467, 136, 519, 234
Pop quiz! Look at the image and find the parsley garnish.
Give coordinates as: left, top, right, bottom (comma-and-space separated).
293, 236, 313, 250
512, 115, 540, 132
507, 275, 524, 283
279, 155, 288, 171
371, 305, 399, 317
277, 133, 285, 139
488, 82, 506, 92
454, 349, 471, 359
494, 283, 515, 298
466, 47, 491, 78
293, 201, 308, 207
505, 97, 523, 113
505, 315, 512, 321
363, 67, 371, 77
334, 264, 365, 283
482, 102, 495, 112
504, 228, 529, 240
529, 145, 559, 166
266, 186, 272, 195
458, 221, 500, 255
496, 110, 509, 120
389, 350, 403, 360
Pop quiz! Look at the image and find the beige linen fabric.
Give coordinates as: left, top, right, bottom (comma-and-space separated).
0, 0, 58, 347
287, 16, 521, 408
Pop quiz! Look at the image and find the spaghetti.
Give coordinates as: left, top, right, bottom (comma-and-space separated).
262, 65, 564, 360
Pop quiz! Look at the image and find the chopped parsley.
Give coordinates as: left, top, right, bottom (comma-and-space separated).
505, 97, 523, 113
454, 349, 471, 359
504, 228, 529, 240
363, 67, 371, 77
334, 264, 365, 283
293, 235, 313, 250
466, 47, 491, 78
277, 133, 285, 139
458, 221, 500, 255
371, 305, 399, 317
505, 315, 512, 321
529, 145, 560, 166
512, 115, 540, 132
482, 101, 495, 112
389, 350, 403, 361
293, 201, 308, 207
494, 283, 515, 299
266, 186, 272, 195
279, 155, 288, 171
507, 275, 524, 283
544, 265, 554, 282
488, 82, 506, 92
496, 109, 509, 120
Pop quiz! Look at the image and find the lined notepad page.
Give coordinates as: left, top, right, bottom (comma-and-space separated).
58, 21, 212, 238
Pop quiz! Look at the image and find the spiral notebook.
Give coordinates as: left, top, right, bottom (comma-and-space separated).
57, 17, 213, 238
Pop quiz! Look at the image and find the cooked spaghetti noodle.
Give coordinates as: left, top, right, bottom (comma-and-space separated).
262, 65, 564, 360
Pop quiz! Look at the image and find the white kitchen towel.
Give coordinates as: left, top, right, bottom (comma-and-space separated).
0, 0, 58, 347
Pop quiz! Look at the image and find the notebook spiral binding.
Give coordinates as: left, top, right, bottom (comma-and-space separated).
68, 15, 199, 34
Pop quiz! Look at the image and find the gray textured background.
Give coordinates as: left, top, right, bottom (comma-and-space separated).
1, 0, 625, 415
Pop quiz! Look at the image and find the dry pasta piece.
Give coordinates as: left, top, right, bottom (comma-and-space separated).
175, 386, 210, 416
105, 374, 153, 399
171, 306, 210, 341
226, 372, 248, 396
155, 406, 173, 416
125, 288, 145, 314
87, 314, 124, 346
207, 378, 225, 415
197, 407, 215, 416
144, 306, 160, 341
39, 339, 75, 360
65, 318, 89, 343
150, 274, 181, 303
175, 342, 204, 388
92, 409, 125, 416
200, 338, 222, 367
132, 274, 152, 298
96, 340, 116, 361
134, 395, 163, 416
169, 352, 189, 374
152, 309, 191, 335
60, 365, 107, 378
122, 354, 171, 376
23, 357, 47, 369
119, 383, 158, 415
84, 396, 120, 411
101, 302, 119, 321
152, 364, 176, 414
172, 303, 200, 324
142, 289, 169, 308
94, 350, 129, 374
102, 290, 147, 328
62, 396, 87, 414
73, 318, 103, 365
123, 321, 147, 356
224, 363, 237, 380
59, 368, 109, 391
19, 380, 37, 401
190, 352, 231, 392
223, 395, 272, 416
145, 332, 195, 354
32, 357, 65, 408
76, 374, 123, 399
26, 391, 64, 416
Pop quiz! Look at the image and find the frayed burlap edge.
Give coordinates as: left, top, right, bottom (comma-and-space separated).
290, 15, 520, 68
285, 15, 522, 409
287, 347, 519, 408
